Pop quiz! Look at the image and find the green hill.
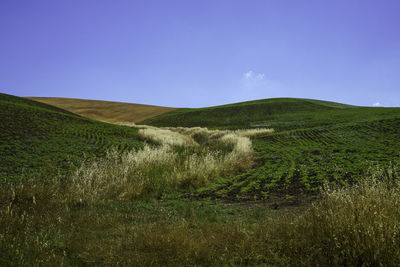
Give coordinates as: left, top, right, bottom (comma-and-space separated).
154, 98, 400, 200
141, 97, 400, 200
140, 98, 361, 130
196, 117, 400, 200
3, 94, 400, 201
2, 93, 400, 265
0, 93, 144, 181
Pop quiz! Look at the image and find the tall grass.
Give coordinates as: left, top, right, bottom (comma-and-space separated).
66, 125, 266, 201
68, 140, 253, 201
69, 146, 177, 201
1, 164, 400, 265
64, 125, 262, 201
268, 164, 400, 265
164, 126, 274, 145
138, 126, 198, 147
4, 123, 399, 265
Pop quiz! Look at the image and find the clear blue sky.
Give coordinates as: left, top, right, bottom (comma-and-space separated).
1, 0, 399, 107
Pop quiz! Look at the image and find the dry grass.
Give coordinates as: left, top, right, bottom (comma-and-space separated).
233, 128, 275, 137
165, 126, 274, 144
136, 125, 273, 148
68, 144, 252, 201
1, 164, 400, 265
69, 146, 177, 201
60, 126, 267, 201
266, 164, 400, 265
138, 126, 198, 147
27, 97, 177, 124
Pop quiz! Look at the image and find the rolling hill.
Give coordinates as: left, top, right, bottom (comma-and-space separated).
151, 98, 400, 200
0, 93, 144, 181
3, 94, 400, 201
27, 97, 177, 125
3, 93, 400, 265
140, 98, 358, 129
141, 97, 400, 131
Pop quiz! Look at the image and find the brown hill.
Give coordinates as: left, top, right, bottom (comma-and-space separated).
27, 97, 177, 124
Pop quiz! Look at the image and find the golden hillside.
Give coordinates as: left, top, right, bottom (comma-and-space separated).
27, 97, 177, 124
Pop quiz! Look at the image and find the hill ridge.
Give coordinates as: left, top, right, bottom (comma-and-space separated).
141, 97, 364, 129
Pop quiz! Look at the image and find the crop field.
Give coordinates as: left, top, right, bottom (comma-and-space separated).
0, 93, 144, 181
2, 93, 400, 265
198, 118, 400, 201
143, 98, 400, 203
142, 98, 400, 130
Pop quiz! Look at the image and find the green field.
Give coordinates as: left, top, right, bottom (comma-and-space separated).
0, 93, 144, 181
141, 98, 357, 129
142, 97, 399, 130
197, 118, 400, 201
4, 93, 400, 194
2, 93, 400, 265
143, 98, 400, 202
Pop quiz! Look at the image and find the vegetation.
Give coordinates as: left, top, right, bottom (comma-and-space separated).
28, 96, 177, 124
68, 126, 261, 201
141, 97, 399, 130
2, 93, 400, 265
142, 97, 400, 202
1, 164, 400, 266
0, 93, 144, 181
199, 117, 400, 201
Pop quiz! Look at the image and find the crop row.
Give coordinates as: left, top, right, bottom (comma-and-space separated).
199, 118, 400, 201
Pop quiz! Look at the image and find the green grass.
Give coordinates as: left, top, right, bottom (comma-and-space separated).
1, 166, 400, 266
141, 97, 400, 201
0, 93, 144, 181
141, 97, 399, 130
3, 93, 400, 201
3, 93, 400, 265
198, 118, 400, 201
141, 98, 357, 129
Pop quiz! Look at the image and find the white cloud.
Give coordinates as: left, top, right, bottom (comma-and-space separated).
243, 71, 253, 79
229, 71, 287, 103
372, 102, 381, 107
243, 70, 265, 81
236, 70, 286, 103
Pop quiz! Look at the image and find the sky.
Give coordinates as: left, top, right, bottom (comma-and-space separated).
1, 0, 399, 108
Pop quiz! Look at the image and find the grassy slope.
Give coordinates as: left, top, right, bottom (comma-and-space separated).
143, 97, 400, 200
198, 117, 400, 201
0, 93, 144, 181
28, 97, 177, 124
141, 98, 358, 130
